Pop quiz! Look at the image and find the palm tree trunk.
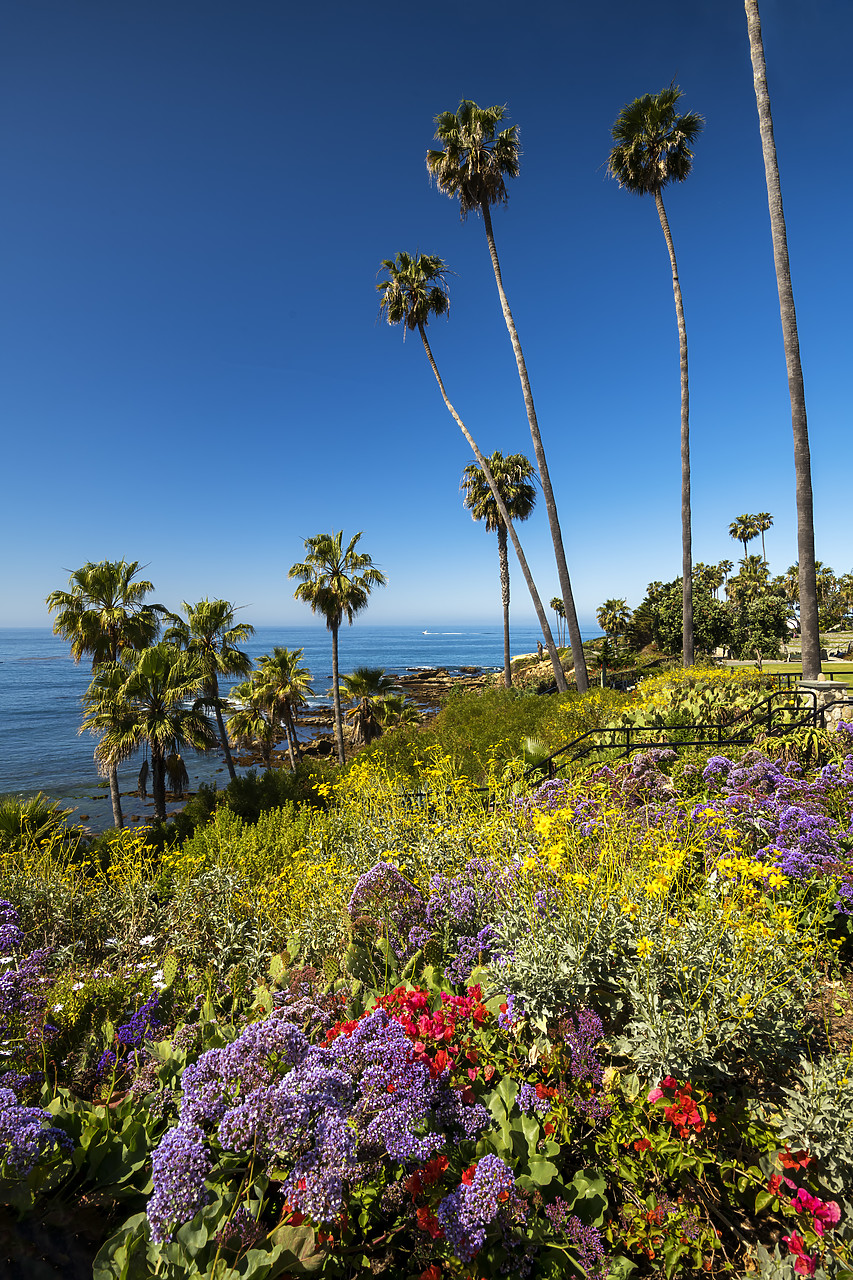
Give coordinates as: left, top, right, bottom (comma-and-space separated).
285, 705, 302, 766
744, 0, 821, 682
283, 707, 298, 770
497, 523, 512, 688
330, 622, 345, 764
108, 765, 124, 829
210, 674, 237, 781
480, 202, 589, 693
654, 190, 694, 669
418, 323, 568, 693
151, 745, 167, 823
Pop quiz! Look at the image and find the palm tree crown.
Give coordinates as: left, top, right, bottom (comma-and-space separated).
608, 86, 703, 196
46, 559, 161, 668
254, 647, 314, 770
426, 100, 519, 217
377, 252, 450, 333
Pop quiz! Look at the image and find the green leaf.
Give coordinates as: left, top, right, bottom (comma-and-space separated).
755, 1188, 774, 1213
527, 1156, 559, 1185
268, 1223, 325, 1272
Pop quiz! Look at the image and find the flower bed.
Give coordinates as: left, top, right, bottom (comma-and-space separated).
1, 690, 852, 1277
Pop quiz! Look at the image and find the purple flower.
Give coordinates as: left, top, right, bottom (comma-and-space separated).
0, 1087, 72, 1177
437, 1155, 518, 1262
544, 1199, 607, 1277
516, 1081, 550, 1116
348, 862, 425, 960
0, 901, 23, 956
148, 1123, 212, 1243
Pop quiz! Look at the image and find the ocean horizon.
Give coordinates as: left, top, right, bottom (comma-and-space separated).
0, 622, 601, 829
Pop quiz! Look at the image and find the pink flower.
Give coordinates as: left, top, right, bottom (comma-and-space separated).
647, 1087, 664, 1103
784, 1232, 817, 1276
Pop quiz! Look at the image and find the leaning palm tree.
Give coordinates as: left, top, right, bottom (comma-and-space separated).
377, 252, 567, 693
744, 0, 821, 681
729, 514, 760, 560
376, 694, 421, 730
461, 451, 537, 688
46, 559, 163, 827
163, 599, 254, 782
254, 647, 314, 770
608, 86, 703, 671
427, 101, 588, 693
226, 679, 277, 768
289, 533, 386, 765
339, 667, 398, 747
82, 644, 218, 823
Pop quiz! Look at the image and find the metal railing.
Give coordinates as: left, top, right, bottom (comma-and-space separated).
527, 688, 853, 783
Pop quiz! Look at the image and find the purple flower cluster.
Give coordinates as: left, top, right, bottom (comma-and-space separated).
117, 993, 163, 1048
437, 1155, 519, 1262
0, 900, 23, 956
0, 1086, 72, 1177
445, 925, 495, 985
544, 1199, 607, 1277
150, 1003, 490, 1241
700, 750, 853, 908
498, 993, 524, 1031
516, 1081, 550, 1116
347, 862, 425, 960
0, 943, 51, 1044
148, 1123, 212, 1243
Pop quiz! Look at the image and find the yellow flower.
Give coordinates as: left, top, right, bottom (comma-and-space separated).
636, 937, 652, 958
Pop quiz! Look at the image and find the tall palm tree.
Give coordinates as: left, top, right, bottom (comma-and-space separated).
226, 679, 277, 768
46, 559, 163, 827
718, 559, 734, 594
729, 514, 760, 560
163, 599, 254, 782
461, 451, 536, 688
743, 0, 821, 680
755, 512, 774, 564
254, 647, 314, 770
289, 532, 386, 765
82, 644, 218, 823
377, 252, 567, 694
608, 86, 702, 671
427, 102, 589, 693
550, 598, 566, 648
339, 667, 397, 747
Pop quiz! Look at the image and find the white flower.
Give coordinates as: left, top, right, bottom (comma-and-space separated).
72, 982, 84, 991
106, 938, 118, 948
53, 1003, 64, 1012
139, 935, 156, 947
151, 970, 164, 984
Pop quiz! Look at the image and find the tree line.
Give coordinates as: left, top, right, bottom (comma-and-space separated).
45, 544, 398, 829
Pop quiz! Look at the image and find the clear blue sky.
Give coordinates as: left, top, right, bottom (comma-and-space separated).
1, 0, 850, 629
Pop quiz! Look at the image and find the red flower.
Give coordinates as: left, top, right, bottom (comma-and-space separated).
416, 1207, 443, 1239
420, 1267, 442, 1280
634, 1138, 651, 1153
783, 1232, 817, 1276
779, 1148, 811, 1171
767, 1174, 783, 1194
544, 1122, 555, 1136
461, 1164, 477, 1186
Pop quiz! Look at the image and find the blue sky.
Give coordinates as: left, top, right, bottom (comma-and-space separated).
1, 0, 850, 630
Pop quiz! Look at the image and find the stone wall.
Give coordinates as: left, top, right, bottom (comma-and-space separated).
798, 680, 853, 730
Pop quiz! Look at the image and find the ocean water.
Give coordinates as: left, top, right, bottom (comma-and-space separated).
0, 623, 597, 827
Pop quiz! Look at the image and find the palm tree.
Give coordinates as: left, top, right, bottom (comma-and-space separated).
226, 679, 277, 768
729, 514, 760, 560
550, 598, 566, 648
254, 647, 314, 770
743, 1, 821, 680
339, 667, 397, 747
427, 102, 589, 693
289, 532, 387, 764
163, 599, 254, 782
596, 599, 632, 645
718, 560, 734, 595
82, 644, 218, 823
461, 451, 536, 688
376, 694, 421, 730
608, 87, 702, 671
46, 560, 163, 827
377, 252, 567, 694
755, 512, 774, 564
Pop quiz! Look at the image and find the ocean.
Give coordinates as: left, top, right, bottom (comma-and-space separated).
0, 623, 598, 829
